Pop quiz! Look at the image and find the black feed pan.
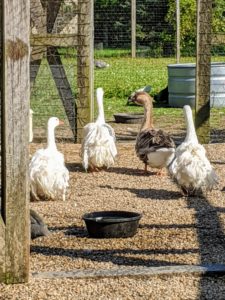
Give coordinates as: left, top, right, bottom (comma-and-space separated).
114, 113, 144, 124
83, 211, 142, 238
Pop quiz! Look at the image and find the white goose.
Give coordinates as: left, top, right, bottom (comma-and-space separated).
29, 109, 34, 143
29, 117, 69, 201
169, 105, 218, 196
81, 87, 117, 171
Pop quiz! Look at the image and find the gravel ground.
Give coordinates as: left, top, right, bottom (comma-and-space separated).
1, 274, 225, 300
27, 141, 225, 273
1, 121, 225, 299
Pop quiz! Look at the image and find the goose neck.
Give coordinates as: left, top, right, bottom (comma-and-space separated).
141, 100, 153, 130
184, 106, 198, 143
96, 94, 105, 124
47, 126, 57, 150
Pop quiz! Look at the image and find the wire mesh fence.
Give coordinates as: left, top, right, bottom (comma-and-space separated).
29, 0, 225, 144
30, 0, 79, 143
0, 0, 2, 213
210, 0, 225, 143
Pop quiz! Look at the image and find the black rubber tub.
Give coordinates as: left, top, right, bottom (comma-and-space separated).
83, 211, 142, 238
114, 113, 144, 124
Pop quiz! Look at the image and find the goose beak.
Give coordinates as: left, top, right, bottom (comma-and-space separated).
127, 92, 136, 104
59, 120, 64, 125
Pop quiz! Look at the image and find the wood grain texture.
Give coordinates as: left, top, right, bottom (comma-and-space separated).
131, 0, 136, 58
30, 34, 78, 47
30, 0, 47, 61
76, 0, 94, 143
195, 0, 212, 144
1, 0, 30, 283
0, 217, 5, 282
47, 47, 77, 138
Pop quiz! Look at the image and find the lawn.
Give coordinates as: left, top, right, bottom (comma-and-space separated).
30, 49, 225, 135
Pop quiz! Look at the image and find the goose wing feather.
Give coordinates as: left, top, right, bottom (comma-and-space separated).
135, 129, 175, 164
29, 149, 69, 201
170, 142, 218, 192
81, 123, 117, 170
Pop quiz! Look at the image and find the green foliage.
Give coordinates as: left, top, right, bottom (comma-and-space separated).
166, 0, 196, 55
31, 51, 225, 129
94, 55, 175, 119
212, 0, 225, 33
94, 0, 174, 55
166, 0, 225, 55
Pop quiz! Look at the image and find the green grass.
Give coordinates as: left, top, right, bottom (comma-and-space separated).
94, 56, 175, 119
30, 49, 225, 129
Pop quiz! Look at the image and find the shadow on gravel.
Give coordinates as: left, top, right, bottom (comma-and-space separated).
99, 184, 182, 200
186, 195, 225, 298
48, 225, 88, 238
139, 224, 195, 230
66, 162, 83, 172
31, 245, 194, 267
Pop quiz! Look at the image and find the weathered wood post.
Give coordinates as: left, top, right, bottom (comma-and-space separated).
0, 0, 30, 283
176, 0, 180, 63
131, 0, 136, 58
195, 0, 212, 144
77, 0, 94, 143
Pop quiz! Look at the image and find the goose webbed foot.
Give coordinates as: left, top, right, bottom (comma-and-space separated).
137, 164, 152, 175
156, 168, 166, 176
181, 186, 203, 198
89, 165, 106, 172
181, 186, 189, 197
89, 165, 100, 172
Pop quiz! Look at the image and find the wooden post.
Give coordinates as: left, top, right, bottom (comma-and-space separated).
0, 0, 4, 283
77, 0, 94, 143
131, 0, 136, 58
176, 0, 180, 63
195, 0, 212, 144
0, 0, 30, 283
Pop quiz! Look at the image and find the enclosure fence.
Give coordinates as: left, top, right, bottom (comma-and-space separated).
30, 0, 93, 143
30, 0, 225, 143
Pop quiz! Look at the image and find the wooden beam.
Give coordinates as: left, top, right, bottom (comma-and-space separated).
2, 0, 30, 283
47, 0, 62, 33
176, 0, 180, 63
30, 34, 78, 48
30, 0, 47, 61
0, 3, 4, 282
47, 47, 77, 139
0, 217, 5, 282
195, 0, 212, 144
30, 0, 46, 33
212, 34, 225, 45
77, 0, 94, 143
131, 0, 136, 58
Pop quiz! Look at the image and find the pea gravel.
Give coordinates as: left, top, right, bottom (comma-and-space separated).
2, 122, 225, 298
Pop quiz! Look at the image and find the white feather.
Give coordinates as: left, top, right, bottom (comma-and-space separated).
81, 88, 117, 171
169, 105, 218, 194
147, 147, 175, 169
29, 109, 34, 143
29, 117, 69, 201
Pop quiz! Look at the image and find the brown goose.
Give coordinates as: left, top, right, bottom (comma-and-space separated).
129, 91, 175, 175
